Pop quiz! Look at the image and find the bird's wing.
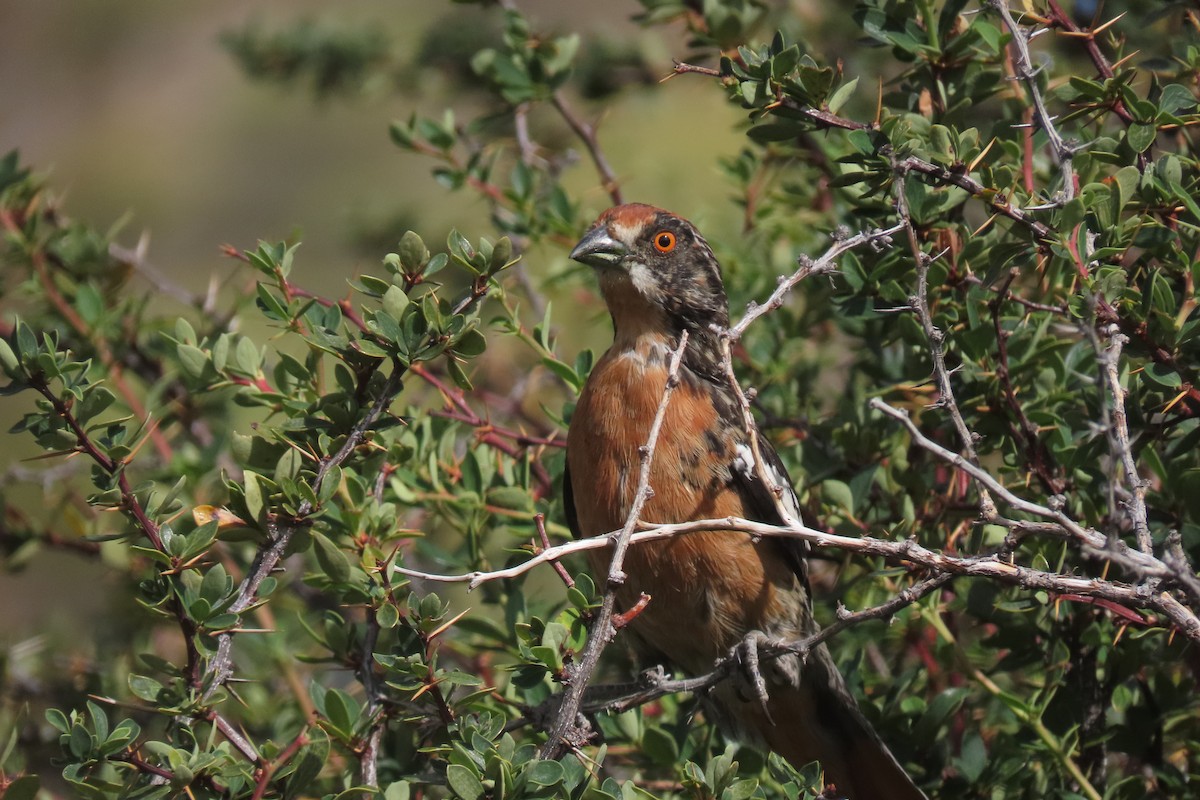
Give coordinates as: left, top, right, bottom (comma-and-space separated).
728, 428, 812, 591
562, 460, 582, 540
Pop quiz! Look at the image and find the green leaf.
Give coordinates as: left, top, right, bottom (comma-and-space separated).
0, 335, 20, 377
243, 470, 266, 527
397, 231, 429, 272
376, 602, 400, 629
3, 776, 41, 800
827, 76, 859, 115
15, 322, 37, 361
235, 337, 260, 377
129, 674, 166, 703
820, 479, 854, 514
955, 733, 987, 782
447, 357, 473, 391
446, 764, 484, 800
45, 708, 70, 734
177, 344, 209, 380
313, 532, 351, 584
323, 688, 361, 738
454, 328, 487, 357
1157, 83, 1196, 114
75, 282, 104, 325
383, 285, 410, 320
723, 778, 759, 800
526, 760, 564, 787
1143, 363, 1181, 388
1126, 123, 1156, 153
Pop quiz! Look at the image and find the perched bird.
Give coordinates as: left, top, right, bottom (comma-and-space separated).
563, 204, 927, 800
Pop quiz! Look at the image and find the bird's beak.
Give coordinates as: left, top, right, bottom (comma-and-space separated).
569, 226, 626, 269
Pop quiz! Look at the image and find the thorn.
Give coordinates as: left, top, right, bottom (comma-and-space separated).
427, 607, 471, 640
1092, 11, 1128, 34
966, 138, 998, 172
1110, 50, 1140, 70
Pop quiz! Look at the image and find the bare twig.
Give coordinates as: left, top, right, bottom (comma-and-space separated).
551, 91, 623, 206
584, 572, 952, 715
867, 398, 1181, 587
212, 713, 260, 763
513, 102, 545, 169
988, 0, 1076, 201
539, 332, 689, 759
670, 60, 721, 78
1096, 330, 1153, 553
959, 273, 1068, 314
110, 238, 204, 308
717, 337, 800, 525
358, 473, 387, 790
726, 223, 905, 341
535, 512, 574, 589
895, 174, 998, 521
395, 508, 1200, 641
710, 222, 889, 526
896, 155, 1055, 242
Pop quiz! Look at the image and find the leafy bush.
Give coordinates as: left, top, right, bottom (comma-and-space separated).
3, 0, 1200, 798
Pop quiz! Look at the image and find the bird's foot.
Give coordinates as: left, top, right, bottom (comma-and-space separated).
726, 630, 789, 721
638, 664, 668, 689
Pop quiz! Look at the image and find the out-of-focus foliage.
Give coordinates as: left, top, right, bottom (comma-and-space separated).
3, 0, 1200, 798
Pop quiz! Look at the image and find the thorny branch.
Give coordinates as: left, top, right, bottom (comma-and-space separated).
1096, 330, 1153, 554
726, 222, 906, 340
871, 398, 1200, 625
358, 472, 390, 791
396, 502, 1200, 640
539, 332, 690, 759
988, 0, 1077, 201
23, 374, 204, 686
895, 171, 998, 520
718, 337, 800, 526
205, 362, 407, 695
551, 91, 623, 206
1043, 0, 1136, 125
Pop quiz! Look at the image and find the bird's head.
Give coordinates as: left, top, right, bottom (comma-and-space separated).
570, 204, 730, 338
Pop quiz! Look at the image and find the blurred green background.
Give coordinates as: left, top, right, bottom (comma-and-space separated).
0, 0, 748, 292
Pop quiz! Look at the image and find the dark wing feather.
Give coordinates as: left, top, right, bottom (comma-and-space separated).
728, 429, 812, 590
562, 461, 582, 539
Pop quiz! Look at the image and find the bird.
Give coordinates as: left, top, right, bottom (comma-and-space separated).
562, 203, 928, 800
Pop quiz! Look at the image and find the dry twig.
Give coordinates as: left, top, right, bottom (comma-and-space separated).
988, 0, 1076, 201
538, 332, 690, 758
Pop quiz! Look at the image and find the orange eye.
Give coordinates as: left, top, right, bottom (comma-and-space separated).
653, 231, 676, 253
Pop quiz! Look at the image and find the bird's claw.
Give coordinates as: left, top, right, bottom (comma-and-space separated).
727, 631, 783, 722
638, 664, 667, 688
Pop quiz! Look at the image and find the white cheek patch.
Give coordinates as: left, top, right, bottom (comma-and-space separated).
627, 261, 658, 298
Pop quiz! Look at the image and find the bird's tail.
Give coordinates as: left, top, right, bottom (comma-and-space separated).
711, 644, 928, 800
